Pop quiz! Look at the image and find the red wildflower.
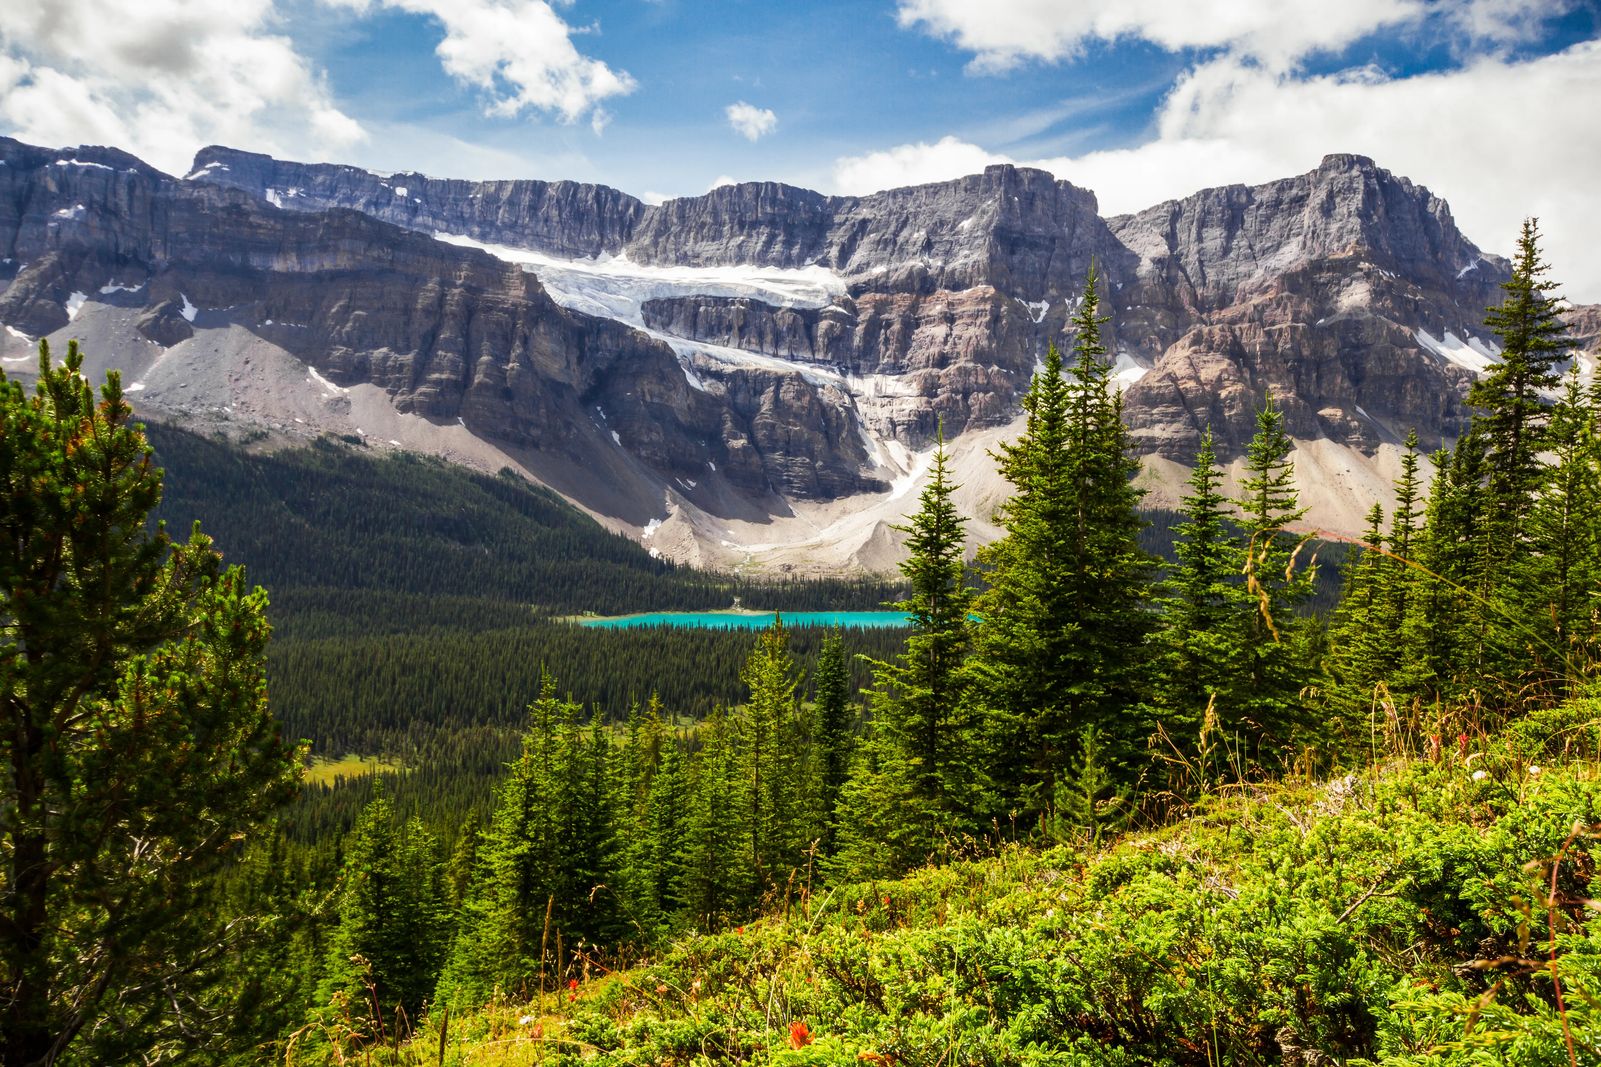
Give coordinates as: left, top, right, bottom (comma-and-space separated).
789, 1020, 812, 1049
882, 895, 891, 906
736, 925, 744, 935
568, 978, 579, 990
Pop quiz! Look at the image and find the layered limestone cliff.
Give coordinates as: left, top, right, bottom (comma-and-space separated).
2, 135, 1583, 571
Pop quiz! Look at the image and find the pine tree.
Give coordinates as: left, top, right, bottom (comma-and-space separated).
436, 672, 618, 1005
1156, 428, 1251, 742
1470, 219, 1573, 571
675, 708, 747, 928
811, 630, 853, 850
318, 792, 446, 1031
0, 342, 301, 1064
969, 265, 1157, 818
1517, 370, 1601, 694
1404, 441, 1486, 703
1321, 503, 1390, 723
1235, 394, 1316, 749
861, 433, 983, 858
643, 735, 690, 932
736, 619, 811, 899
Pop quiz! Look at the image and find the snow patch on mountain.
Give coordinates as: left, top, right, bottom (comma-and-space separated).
431, 232, 845, 327
1415, 328, 1499, 374
1111, 352, 1149, 392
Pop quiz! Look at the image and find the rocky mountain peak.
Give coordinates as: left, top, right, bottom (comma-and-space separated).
7, 134, 1588, 572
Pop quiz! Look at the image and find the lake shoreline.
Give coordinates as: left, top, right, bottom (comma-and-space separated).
565, 609, 912, 630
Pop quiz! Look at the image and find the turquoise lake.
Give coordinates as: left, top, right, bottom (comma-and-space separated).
577, 610, 910, 630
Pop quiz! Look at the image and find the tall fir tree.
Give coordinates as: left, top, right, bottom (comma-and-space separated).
1455, 220, 1575, 695
968, 265, 1157, 819
318, 791, 446, 1033
835, 432, 983, 875
1516, 370, 1601, 693
1234, 394, 1316, 750
1321, 503, 1390, 725
436, 673, 619, 1005
811, 630, 853, 851
675, 708, 747, 928
1156, 427, 1251, 745
1470, 218, 1574, 572
736, 618, 811, 899
1405, 441, 1487, 703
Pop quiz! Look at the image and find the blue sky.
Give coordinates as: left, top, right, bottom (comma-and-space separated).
1, 1, 1599, 296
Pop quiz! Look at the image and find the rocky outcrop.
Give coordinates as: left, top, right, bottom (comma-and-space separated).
1, 135, 1560, 543
187, 145, 643, 258
185, 146, 1515, 465
0, 137, 883, 500
1114, 155, 1509, 456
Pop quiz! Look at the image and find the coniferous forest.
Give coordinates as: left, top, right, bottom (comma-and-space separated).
7, 221, 1601, 1065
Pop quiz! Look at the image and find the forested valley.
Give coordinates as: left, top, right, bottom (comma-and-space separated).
6, 222, 1601, 1065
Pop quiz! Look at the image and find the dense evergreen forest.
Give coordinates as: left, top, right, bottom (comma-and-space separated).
7, 222, 1596, 1065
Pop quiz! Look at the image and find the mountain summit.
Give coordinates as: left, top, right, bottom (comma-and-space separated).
1, 137, 1590, 571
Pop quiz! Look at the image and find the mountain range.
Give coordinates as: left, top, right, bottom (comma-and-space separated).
2, 136, 1593, 573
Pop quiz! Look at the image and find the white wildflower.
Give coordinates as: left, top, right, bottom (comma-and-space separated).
1471, 769, 1489, 781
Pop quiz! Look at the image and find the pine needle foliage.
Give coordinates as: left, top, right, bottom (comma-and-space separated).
969, 265, 1157, 817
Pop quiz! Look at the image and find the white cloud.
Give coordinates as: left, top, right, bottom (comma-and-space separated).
832, 135, 1003, 193
707, 175, 741, 191
831, 41, 1601, 302
327, 0, 634, 127
896, 0, 1424, 70
896, 0, 1570, 70
0, 0, 364, 174
725, 101, 777, 142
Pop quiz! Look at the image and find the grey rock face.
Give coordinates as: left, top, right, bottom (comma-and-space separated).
0, 137, 881, 501
0, 136, 1541, 529
188, 145, 644, 258
1112, 154, 1511, 456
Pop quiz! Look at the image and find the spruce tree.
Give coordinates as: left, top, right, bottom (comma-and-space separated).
1321, 504, 1390, 724
1470, 218, 1573, 570
643, 735, 690, 932
1405, 441, 1487, 703
1235, 394, 1316, 749
675, 708, 747, 928
969, 265, 1156, 818
833, 433, 984, 877
1156, 427, 1251, 743
812, 630, 853, 849
437, 673, 618, 1005
319, 792, 446, 1030
1517, 370, 1601, 693
736, 619, 813, 899
867, 434, 983, 848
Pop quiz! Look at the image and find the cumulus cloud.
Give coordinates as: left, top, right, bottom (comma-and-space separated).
327, 0, 634, 126
896, 0, 1569, 70
832, 136, 1002, 193
831, 41, 1601, 301
725, 101, 777, 142
0, 0, 364, 174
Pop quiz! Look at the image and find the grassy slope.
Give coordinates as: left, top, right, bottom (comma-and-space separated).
366, 703, 1601, 1067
